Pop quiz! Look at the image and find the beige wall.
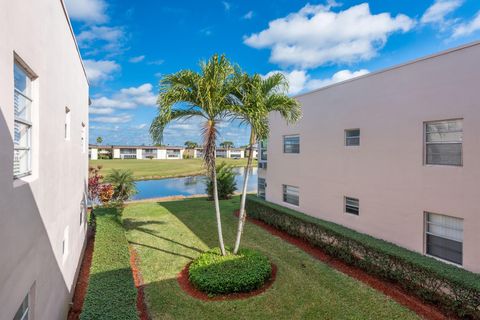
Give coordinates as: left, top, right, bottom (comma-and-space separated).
0, 0, 89, 319
265, 42, 480, 273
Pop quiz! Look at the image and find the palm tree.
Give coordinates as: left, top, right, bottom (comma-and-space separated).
104, 169, 137, 202
150, 54, 236, 256
220, 141, 234, 149
96, 136, 103, 145
184, 141, 198, 149
231, 72, 301, 254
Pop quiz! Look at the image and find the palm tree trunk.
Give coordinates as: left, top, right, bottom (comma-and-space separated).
212, 162, 227, 256
233, 132, 255, 254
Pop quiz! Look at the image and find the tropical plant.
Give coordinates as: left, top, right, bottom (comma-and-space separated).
88, 166, 103, 209
205, 162, 237, 200
96, 136, 103, 145
231, 72, 301, 254
219, 141, 234, 149
98, 184, 114, 204
104, 169, 137, 202
184, 141, 198, 149
150, 54, 236, 256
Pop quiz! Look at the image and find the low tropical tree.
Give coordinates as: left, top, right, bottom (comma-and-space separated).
184, 141, 198, 149
104, 169, 137, 202
150, 54, 237, 256
219, 141, 234, 149
96, 136, 103, 145
231, 72, 301, 254
205, 162, 237, 200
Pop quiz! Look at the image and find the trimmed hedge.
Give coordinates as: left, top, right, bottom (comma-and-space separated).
246, 195, 480, 319
189, 247, 272, 295
80, 207, 139, 320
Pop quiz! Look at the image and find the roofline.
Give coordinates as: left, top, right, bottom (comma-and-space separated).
59, 0, 89, 84
294, 40, 480, 99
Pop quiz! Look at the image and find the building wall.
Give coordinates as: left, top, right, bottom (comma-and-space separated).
90, 148, 98, 160
265, 42, 480, 273
113, 148, 121, 159
136, 148, 143, 160
0, 0, 89, 319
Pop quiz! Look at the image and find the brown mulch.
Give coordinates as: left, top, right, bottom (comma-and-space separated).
129, 247, 150, 320
234, 210, 453, 320
67, 228, 95, 320
178, 262, 277, 301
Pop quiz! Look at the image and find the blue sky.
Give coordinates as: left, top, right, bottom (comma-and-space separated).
65, 0, 480, 147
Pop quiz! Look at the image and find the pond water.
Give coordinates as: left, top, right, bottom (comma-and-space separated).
132, 167, 258, 200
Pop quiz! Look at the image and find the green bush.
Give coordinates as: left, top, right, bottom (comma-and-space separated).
246, 195, 480, 319
189, 247, 272, 295
205, 162, 237, 200
80, 207, 138, 320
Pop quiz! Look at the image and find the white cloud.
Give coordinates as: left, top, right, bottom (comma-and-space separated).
90, 83, 157, 110
244, 3, 414, 69
222, 1, 231, 11
243, 11, 254, 20
148, 59, 165, 66
76, 26, 126, 56
129, 55, 145, 63
89, 107, 115, 115
452, 11, 480, 37
65, 0, 108, 24
132, 123, 148, 130
421, 0, 463, 27
84, 59, 120, 84
91, 113, 133, 124
264, 69, 369, 95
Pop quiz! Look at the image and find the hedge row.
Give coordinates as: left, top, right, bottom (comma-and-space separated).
80, 207, 139, 320
245, 195, 480, 319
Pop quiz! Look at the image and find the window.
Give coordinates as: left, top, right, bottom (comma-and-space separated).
258, 178, 266, 199
425, 212, 463, 265
345, 129, 360, 146
14, 62, 34, 178
81, 122, 86, 153
13, 293, 29, 320
283, 135, 300, 154
345, 197, 359, 215
260, 139, 268, 161
65, 107, 71, 140
425, 119, 462, 166
283, 185, 299, 206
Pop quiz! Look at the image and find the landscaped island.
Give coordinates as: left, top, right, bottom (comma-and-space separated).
89, 158, 256, 180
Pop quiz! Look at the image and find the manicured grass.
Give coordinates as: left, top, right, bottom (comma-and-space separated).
80, 207, 138, 320
122, 198, 419, 320
90, 158, 255, 180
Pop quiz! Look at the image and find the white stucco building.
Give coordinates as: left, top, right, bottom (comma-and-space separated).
259, 41, 480, 273
89, 145, 186, 160
0, 1, 89, 319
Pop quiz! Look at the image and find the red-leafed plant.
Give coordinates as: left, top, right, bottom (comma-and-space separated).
98, 184, 114, 204
88, 166, 104, 209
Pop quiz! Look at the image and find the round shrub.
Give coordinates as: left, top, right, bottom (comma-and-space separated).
188, 247, 272, 295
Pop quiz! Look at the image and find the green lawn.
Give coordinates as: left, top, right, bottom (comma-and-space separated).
90, 158, 254, 180
122, 197, 419, 320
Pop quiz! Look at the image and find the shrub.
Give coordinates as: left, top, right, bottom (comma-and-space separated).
245, 195, 480, 319
80, 207, 138, 320
105, 169, 137, 202
189, 247, 271, 295
205, 162, 237, 200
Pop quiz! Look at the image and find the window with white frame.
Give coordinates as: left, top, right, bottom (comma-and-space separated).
345, 197, 359, 215
345, 129, 360, 146
260, 139, 267, 161
425, 119, 462, 166
283, 135, 300, 154
425, 212, 463, 265
13, 293, 29, 320
283, 185, 299, 206
65, 107, 71, 140
258, 178, 266, 199
81, 122, 86, 153
13, 62, 34, 178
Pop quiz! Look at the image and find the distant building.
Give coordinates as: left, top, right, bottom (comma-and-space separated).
89, 145, 185, 160
259, 41, 480, 273
0, 0, 89, 319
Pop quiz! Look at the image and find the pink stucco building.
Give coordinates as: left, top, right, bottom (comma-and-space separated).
258, 41, 480, 273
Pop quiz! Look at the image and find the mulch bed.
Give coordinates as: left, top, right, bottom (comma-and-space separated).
129, 247, 150, 320
234, 210, 453, 320
67, 227, 95, 320
178, 262, 277, 301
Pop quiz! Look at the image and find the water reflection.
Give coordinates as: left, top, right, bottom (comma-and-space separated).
132, 167, 258, 200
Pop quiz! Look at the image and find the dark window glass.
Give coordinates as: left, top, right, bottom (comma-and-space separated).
345, 129, 360, 146
283, 135, 300, 153
345, 197, 359, 215
283, 185, 299, 205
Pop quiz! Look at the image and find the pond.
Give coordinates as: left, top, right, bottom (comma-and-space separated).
131, 167, 258, 200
